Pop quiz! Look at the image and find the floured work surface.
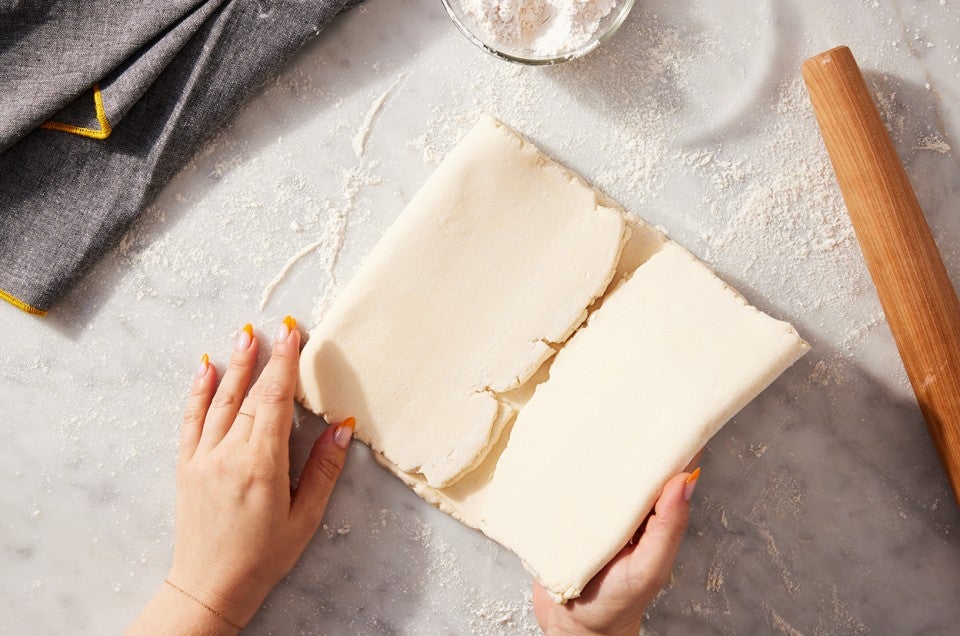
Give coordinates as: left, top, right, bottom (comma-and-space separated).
298, 116, 810, 602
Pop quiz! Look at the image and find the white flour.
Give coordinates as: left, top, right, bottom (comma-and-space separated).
461, 0, 617, 56
353, 74, 406, 158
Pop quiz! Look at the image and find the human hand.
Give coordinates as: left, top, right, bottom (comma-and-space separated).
130, 317, 354, 634
532, 466, 701, 636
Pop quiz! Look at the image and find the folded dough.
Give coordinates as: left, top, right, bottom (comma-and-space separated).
482, 242, 809, 600
370, 225, 809, 602
298, 116, 809, 602
297, 115, 626, 488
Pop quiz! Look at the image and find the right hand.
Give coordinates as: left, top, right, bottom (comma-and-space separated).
532, 468, 700, 636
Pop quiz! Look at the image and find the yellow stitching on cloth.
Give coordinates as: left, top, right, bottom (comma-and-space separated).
40, 84, 112, 140
0, 287, 47, 316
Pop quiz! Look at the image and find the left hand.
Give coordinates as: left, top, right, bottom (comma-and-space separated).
129, 316, 354, 634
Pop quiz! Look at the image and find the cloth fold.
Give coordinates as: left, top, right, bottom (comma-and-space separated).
0, 0, 360, 315
0, 0, 215, 150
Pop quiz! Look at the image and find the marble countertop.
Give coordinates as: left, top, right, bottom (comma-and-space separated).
3, 0, 960, 633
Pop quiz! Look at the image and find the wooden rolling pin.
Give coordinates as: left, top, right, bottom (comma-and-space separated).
802, 46, 960, 505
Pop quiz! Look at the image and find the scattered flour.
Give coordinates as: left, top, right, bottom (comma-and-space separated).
259, 234, 330, 311
353, 74, 406, 158
307, 163, 384, 326
767, 606, 805, 636
365, 509, 540, 634
258, 161, 382, 319
750, 443, 768, 459
322, 522, 352, 538
705, 563, 725, 592
916, 133, 952, 154
460, 0, 618, 57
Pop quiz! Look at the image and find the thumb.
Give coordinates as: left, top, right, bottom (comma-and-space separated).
291, 417, 354, 530
626, 469, 699, 594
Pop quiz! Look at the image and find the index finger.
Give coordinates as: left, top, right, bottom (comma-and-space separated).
625, 473, 693, 596
249, 315, 301, 452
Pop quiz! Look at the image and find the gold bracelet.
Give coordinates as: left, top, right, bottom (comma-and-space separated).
164, 579, 243, 631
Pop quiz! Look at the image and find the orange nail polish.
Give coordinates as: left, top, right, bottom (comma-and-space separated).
237, 323, 254, 350
198, 353, 210, 377
683, 467, 701, 502
334, 417, 356, 449
276, 315, 297, 342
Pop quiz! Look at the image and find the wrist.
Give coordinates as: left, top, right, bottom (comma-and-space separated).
129, 582, 238, 635
609, 622, 643, 636
163, 578, 245, 632
165, 566, 261, 631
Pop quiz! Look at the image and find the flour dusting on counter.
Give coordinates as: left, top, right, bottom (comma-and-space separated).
259, 229, 334, 311
461, 0, 617, 56
353, 74, 406, 158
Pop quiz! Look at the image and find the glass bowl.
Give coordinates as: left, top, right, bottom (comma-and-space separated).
441, 0, 637, 65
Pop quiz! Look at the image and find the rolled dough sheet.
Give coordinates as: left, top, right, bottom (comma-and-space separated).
297, 115, 626, 488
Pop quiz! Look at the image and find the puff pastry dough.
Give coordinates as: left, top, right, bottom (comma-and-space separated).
297, 117, 809, 602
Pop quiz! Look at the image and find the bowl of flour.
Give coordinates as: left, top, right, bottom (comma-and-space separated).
443, 0, 635, 64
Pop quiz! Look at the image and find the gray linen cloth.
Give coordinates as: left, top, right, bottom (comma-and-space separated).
0, 0, 360, 315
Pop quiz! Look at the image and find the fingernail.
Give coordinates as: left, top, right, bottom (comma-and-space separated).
236, 323, 253, 350
276, 315, 297, 342
334, 417, 356, 449
683, 467, 701, 502
198, 353, 210, 378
